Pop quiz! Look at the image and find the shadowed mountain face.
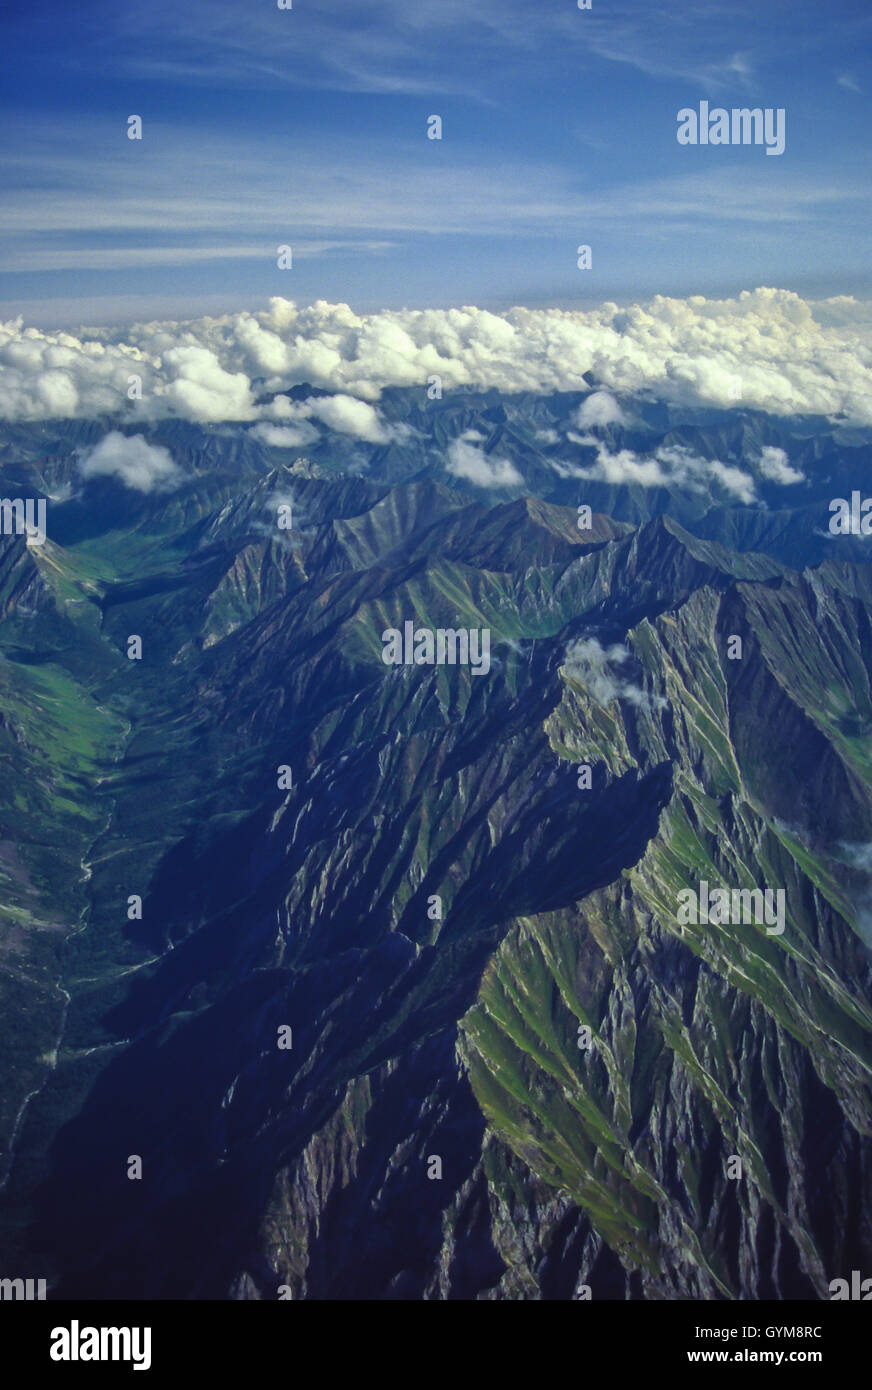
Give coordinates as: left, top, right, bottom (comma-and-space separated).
0, 394, 871, 1300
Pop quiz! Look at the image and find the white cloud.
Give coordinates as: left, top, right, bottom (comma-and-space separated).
304, 393, 397, 443
574, 391, 626, 429
78, 432, 181, 492
579, 445, 671, 489
572, 440, 758, 502
562, 637, 666, 712
835, 841, 872, 948
249, 421, 319, 448
838, 842, 872, 872
707, 461, 757, 505
548, 458, 590, 479
1, 289, 872, 426
757, 445, 804, 485
160, 345, 255, 422
446, 432, 523, 488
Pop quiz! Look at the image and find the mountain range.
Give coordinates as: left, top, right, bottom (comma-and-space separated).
0, 386, 870, 1299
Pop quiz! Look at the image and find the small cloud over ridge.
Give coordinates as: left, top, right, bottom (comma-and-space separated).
446, 431, 523, 488
77, 431, 181, 492
562, 636, 667, 712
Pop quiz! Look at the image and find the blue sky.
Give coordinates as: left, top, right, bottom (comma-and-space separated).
0, 0, 869, 324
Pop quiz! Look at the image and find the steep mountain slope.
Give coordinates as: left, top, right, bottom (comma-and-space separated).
0, 405, 870, 1300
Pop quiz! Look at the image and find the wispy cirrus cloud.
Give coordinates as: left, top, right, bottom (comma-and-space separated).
0, 120, 866, 273
0, 242, 397, 273
1, 0, 869, 318
3, 0, 865, 95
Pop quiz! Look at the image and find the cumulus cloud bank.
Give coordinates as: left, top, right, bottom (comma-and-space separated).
1, 289, 871, 425
562, 637, 667, 712
77, 431, 181, 492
